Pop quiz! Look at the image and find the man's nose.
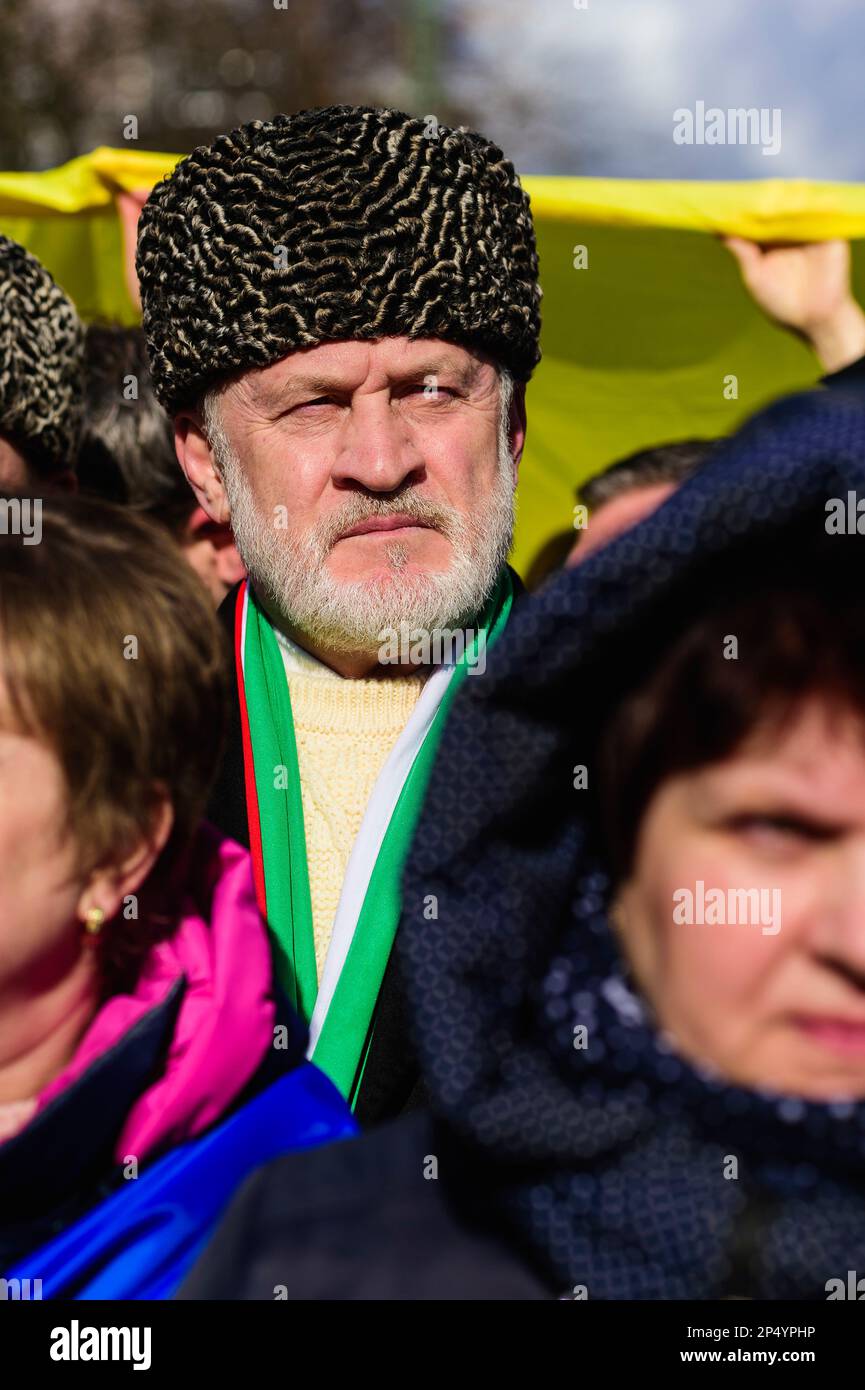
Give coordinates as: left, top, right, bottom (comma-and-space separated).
331, 398, 425, 493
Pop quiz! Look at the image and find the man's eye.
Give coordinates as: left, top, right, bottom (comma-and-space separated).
296, 396, 336, 409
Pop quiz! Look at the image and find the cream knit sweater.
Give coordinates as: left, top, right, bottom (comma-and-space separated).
276, 630, 425, 981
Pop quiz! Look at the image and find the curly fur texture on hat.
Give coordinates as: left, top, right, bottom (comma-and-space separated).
0, 236, 84, 474
137, 105, 542, 414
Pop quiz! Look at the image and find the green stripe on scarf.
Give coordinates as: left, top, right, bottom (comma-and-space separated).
243, 571, 513, 1101
243, 598, 318, 1022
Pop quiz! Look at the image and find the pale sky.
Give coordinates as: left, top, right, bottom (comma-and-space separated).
449, 0, 863, 179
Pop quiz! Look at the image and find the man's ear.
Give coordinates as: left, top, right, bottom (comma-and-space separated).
508, 382, 527, 486
174, 412, 231, 525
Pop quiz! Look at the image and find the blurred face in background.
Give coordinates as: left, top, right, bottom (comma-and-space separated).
615, 696, 865, 1101
0, 437, 75, 494
181, 505, 247, 607
0, 435, 30, 490
568, 482, 678, 566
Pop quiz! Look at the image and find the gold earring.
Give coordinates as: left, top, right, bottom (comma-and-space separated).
83, 906, 105, 939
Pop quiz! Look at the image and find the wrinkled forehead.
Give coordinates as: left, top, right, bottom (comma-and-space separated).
229, 336, 500, 409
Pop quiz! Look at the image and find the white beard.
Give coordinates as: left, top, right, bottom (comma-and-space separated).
211, 415, 517, 659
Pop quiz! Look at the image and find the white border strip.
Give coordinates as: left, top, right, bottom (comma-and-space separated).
306, 659, 456, 1055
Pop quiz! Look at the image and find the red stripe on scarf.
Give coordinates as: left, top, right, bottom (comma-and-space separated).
234, 583, 267, 916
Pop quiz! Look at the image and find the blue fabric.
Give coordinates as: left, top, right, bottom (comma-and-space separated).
398, 383, 865, 1299
6, 1063, 356, 1300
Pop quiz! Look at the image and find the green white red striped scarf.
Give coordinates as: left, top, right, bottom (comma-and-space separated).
233, 571, 514, 1105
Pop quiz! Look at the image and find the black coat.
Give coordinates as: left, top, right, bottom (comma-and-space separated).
179, 1110, 549, 1300
206, 568, 525, 1127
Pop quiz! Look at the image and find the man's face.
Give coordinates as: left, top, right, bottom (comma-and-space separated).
180, 336, 523, 656
615, 697, 865, 1100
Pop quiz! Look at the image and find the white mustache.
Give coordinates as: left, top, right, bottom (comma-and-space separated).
317, 495, 459, 553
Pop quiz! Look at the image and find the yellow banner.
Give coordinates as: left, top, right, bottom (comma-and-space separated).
3, 147, 861, 573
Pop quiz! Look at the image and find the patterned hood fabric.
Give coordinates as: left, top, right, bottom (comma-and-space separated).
137, 105, 542, 414
0, 235, 84, 473
399, 384, 865, 1299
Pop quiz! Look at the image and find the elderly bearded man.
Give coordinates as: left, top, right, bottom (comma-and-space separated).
136, 105, 541, 1123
